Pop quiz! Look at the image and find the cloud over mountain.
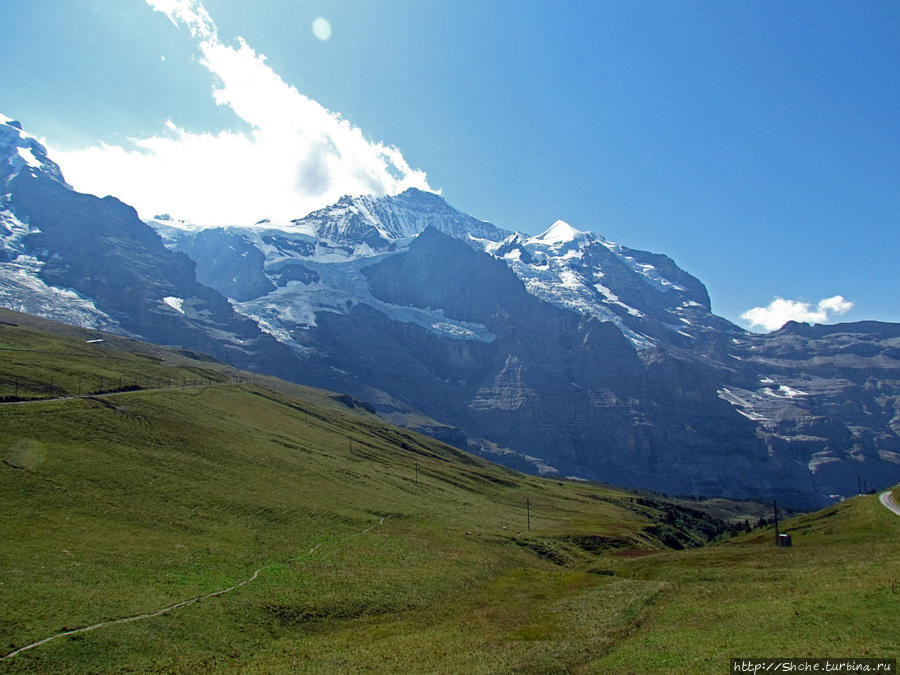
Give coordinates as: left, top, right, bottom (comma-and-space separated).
740, 295, 853, 332
50, 0, 433, 226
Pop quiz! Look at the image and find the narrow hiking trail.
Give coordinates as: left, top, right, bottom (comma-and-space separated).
0, 567, 269, 661
0, 381, 227, 406
0, 517, 388, 661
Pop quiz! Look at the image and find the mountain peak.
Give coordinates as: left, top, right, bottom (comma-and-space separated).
534, 220, 589, 245
396, 186, 442, 201
1, 113, 69, 188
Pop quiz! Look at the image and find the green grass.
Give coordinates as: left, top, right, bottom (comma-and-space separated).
1, 309, 896, 673
0, 311, 233, 400
0, 382, 675, 672
590, 496, 900, 673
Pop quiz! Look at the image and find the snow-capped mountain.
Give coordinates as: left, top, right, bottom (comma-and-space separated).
2, 114, 898, 507
0, 115, 117, 330
151, 187, 734, 356
150, 191, 511, 347
0, 115, 298, 374
484, 218, 734, 349
0, 113, 67, 186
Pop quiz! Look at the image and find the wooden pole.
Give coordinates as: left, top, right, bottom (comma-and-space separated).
773, 499, 780, 546
527, 497, 531, 532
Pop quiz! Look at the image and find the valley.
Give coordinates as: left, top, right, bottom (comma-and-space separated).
2, 4, 898, 670
1, 313, 897, 673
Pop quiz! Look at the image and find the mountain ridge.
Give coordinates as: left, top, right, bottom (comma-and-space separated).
1, 114, 898, 507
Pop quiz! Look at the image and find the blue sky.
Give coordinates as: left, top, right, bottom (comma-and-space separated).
1, 0, 897, 329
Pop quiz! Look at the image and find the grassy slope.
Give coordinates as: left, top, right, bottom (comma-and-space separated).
1, 311, 897, 673
592, 495, 900, 673
0, 311, 234, 401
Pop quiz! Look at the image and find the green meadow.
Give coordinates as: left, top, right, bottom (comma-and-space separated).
1, 310, 897, 673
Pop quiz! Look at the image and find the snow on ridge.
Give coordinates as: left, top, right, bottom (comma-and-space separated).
618, 254, 687, 293
146, 188, 700, 355
508, 257, 654, 350
1, 114, 69, 187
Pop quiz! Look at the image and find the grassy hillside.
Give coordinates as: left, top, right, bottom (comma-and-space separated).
593, 494, 899, 672
1, 310, 897, 673
0, 310, 234, 401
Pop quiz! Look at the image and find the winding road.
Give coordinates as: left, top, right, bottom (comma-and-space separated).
879, 490, 900, 517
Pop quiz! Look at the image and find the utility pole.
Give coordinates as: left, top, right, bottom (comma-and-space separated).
773, 499, 780, 546
527, 497, 531, 532
415, 461, 418, 486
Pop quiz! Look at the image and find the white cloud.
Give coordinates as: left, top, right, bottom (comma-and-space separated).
51, 0, 432, 227
740, 295, 854, 332
816, 295, 853, 315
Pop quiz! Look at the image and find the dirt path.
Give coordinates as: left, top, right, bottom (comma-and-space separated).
0, 382, 222, 406
0, 517, 387, 661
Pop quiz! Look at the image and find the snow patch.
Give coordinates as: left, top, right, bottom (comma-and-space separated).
0, 254, 119, 331
16, 146, 42, 169
162, 296, 185, 314
559, 269, 583, 291
763, 385, 808, 399
430, 321, 479, 340
717, 387, 770, 422
594, 282, 644, 317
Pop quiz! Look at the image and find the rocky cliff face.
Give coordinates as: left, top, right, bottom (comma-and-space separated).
155, 199, 898, 508
347, 229, 783, 501
717, 321, 900, 501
